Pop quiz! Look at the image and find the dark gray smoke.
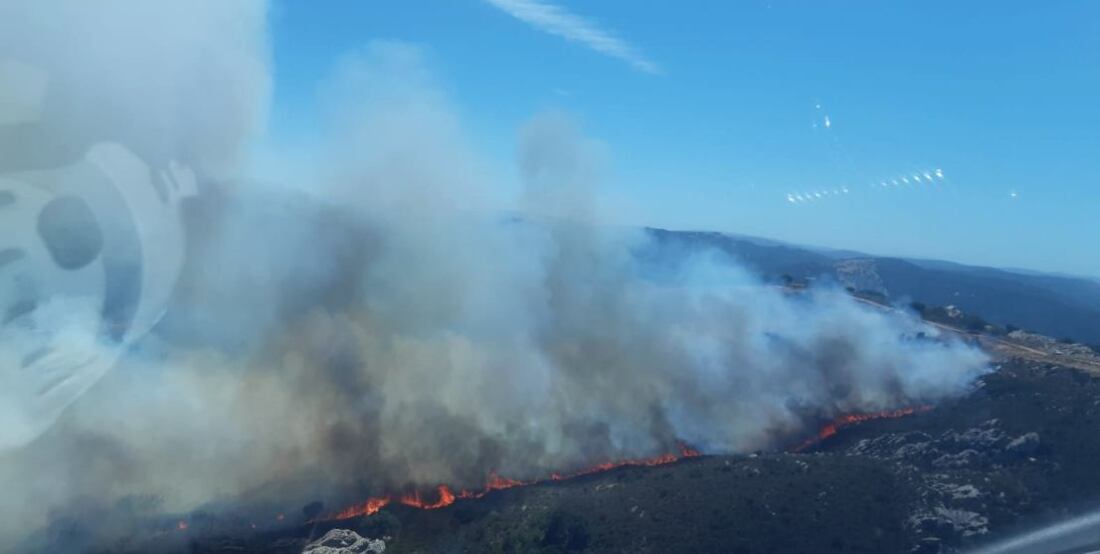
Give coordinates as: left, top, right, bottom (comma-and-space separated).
0, 4, 989, 548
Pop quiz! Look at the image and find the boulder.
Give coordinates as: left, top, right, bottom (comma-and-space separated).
303, 529, 385, 554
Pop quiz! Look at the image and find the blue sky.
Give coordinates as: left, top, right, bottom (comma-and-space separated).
265, 0, 1099, 277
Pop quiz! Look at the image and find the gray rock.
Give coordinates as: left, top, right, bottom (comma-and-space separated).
1006, 432, 1041, 455
908, 506, 989, 538
932, 449, 984, 469
303, 529, 385, 554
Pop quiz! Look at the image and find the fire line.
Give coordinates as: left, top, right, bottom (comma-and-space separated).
792, 405, 933, 453
325, 406, 929, 522
324, 443, 702, 521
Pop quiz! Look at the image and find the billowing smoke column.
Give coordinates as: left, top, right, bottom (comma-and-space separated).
0, 2, 989, 548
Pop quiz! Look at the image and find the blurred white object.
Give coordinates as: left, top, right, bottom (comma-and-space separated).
0, 143, 193, 450
0, 60, 46, 126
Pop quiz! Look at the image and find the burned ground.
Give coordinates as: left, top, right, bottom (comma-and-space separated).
25, 358, 1100, 553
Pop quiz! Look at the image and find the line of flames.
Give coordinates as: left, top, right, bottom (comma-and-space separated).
324, 444, 702, 521
268, 406, 933, 525
791, 405, 933, 452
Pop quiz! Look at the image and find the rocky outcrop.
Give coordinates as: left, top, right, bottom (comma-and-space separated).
844, 418, 1054, 549
303, 529, 385, 554
834, 259, 888, 296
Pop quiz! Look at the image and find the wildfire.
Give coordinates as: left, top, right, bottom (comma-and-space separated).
324, 443, 702, 521
792, 405, 933, 452
400, 485, 456, 510
332, 496, 392, 519
326, 405, 927, 523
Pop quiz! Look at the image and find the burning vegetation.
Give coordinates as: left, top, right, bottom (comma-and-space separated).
0, 3, 994, 551
792, 405, 934, 452
327, 444, 703, 520
325, 405, 937, 525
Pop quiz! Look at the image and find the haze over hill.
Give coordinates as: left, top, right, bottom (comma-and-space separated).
644, 228, 1100, 348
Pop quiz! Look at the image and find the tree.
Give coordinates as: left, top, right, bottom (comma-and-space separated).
965, 317, 988, 332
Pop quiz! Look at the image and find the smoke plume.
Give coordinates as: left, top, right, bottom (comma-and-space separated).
0, 3, 988, 548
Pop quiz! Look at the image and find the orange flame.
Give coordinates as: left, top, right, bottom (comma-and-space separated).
322, 442, 702, 521
399, 485, 456, 510
332, 496, 392, 519
316, 407, 927, 525
792, 405, 932, 452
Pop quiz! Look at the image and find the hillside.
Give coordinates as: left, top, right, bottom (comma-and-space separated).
644, 228, 1100, 348
85, 358, 1100, 554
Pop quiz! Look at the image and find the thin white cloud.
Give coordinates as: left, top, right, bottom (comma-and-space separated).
484, 0, 659, 74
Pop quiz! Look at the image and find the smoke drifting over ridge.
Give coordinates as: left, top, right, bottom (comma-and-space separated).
0, 2, 988, 546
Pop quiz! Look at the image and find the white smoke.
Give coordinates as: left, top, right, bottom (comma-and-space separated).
0, 0, 269, 175
0, 3, 989, 549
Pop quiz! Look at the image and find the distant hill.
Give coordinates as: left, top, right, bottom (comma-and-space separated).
644, 228, 1100, 348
